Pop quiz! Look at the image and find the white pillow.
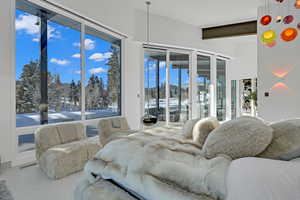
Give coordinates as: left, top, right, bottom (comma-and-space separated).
203, 117, 273, 159
226, 157, 300, 200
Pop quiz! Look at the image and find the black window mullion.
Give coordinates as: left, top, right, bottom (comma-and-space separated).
40, 12, 48, 125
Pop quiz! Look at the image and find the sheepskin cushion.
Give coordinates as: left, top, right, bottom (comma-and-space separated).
202, 117, 273, 159
192, 117, 220, 147
182, 118, 200, 139
259, 119, 300, 160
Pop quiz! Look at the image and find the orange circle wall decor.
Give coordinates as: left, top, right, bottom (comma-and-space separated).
295, 0, 300, 8
281, 28, 298, 42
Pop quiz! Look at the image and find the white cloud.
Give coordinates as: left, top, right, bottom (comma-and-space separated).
16, 14, 39, 35
75, 70, 81, 74
50, 58, 70, 65
89, 52, 112, 62
72, 53, 81, 58
148, 61, 166, 71
16, 14, 60, 42
89, 67, 107, 74
48, 26, 60, 40
73, 39, 95, 50
159, 61, 166, 68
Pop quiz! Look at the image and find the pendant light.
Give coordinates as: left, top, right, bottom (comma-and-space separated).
142, 1, 158, 127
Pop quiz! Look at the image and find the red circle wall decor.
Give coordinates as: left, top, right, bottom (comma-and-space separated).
261, 15, 272, 26
266, 40, 277, 48
283, 15, 294, 24
281, 28, 298, 42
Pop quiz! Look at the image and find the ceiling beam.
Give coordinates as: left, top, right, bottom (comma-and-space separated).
202, 20, 257, 40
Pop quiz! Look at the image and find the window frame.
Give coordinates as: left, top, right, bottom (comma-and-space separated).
15, 0, 125, 159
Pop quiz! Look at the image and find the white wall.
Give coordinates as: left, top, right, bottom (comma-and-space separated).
0, 0, 16, 163
258, 3, 300, 122
123, 39, 143, 130
229, 42, 257, 81
51, 0, 135, 37
134, 10, 207, 50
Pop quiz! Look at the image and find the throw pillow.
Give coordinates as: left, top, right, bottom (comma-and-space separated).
259, 119, 300, 160
192, 117, 220, 147
203, 116, 273, 159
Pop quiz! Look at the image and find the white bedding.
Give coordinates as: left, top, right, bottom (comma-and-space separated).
226, 157, 300, 200
84, 132, 231, 200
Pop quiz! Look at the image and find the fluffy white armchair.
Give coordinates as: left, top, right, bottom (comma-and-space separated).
98, 117, 136, 146
35, 122, 101, 179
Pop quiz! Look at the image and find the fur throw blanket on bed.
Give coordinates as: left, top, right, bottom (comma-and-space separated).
84, 132, 231, 200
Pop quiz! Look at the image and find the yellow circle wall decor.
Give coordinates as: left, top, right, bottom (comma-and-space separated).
261, 30, 277, 44
281, 28, 298, 42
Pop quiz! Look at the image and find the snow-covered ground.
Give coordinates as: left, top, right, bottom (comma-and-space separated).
16, 110, 119, 127
17, 109, 117, 153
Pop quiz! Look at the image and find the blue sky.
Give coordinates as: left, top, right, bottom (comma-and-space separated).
144, 59, 191, 88
16, 9, 203, 90
16, 9, 113, 86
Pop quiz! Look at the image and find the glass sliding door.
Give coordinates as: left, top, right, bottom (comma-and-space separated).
216, 59, 226, 121
231, 80, 237, 119
196, 55, 211, 119
169, 52, 190, 123
144, 49, 167, 122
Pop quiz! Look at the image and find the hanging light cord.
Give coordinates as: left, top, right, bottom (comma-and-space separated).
146, 1, 151, 115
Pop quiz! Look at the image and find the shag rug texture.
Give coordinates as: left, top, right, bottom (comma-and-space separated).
0, 180, 14, 200
84, 132, 231, 200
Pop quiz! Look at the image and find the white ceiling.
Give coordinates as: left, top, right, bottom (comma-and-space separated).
131, 0, 263, 27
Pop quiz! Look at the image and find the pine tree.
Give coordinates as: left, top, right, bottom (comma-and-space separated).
107, 45, 120, 109
48, 73, 63, 112
16, 61, 41, 113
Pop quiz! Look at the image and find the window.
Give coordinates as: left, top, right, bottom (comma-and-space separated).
15, 4, 82, 127
15, 9, 41, 127
216, 59, 226, 121
84, 26, 121, 120
144, 49, 167, 121
16, 0, 122, 131
196, 55, 211, 119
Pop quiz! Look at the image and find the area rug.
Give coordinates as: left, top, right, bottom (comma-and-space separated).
0, 180, 14, 200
